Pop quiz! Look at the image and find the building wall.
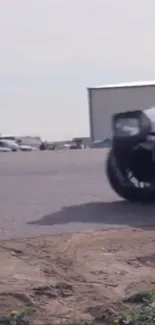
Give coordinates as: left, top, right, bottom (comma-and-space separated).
19, 136, 42, 148
88, 85, 155, 142
72, 137, 92, 147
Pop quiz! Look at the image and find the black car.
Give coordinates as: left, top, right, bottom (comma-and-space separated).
106, 107, 155, 202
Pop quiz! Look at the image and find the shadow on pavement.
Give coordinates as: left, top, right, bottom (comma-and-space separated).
28, 200, 155, 229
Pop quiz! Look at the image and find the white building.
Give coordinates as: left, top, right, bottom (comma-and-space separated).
87, 81, 155, 142
19, 136, 42, 148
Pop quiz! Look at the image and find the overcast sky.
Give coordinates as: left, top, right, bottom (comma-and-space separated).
0, 0, 155, 140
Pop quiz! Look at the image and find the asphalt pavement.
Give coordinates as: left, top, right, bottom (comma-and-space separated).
0, 149, 155, 240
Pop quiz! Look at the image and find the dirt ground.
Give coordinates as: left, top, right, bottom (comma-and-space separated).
1, 227, 155, 324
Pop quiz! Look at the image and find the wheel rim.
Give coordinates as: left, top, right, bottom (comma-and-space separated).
126, 169, 153, 189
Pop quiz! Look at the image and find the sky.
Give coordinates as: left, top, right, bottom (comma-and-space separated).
1, 0, 155, 140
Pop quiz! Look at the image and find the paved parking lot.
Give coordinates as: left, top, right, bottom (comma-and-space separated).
0, 149, 155, 239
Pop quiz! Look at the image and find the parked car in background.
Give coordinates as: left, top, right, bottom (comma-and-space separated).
63, 143, 71, 149
91, 138, 112, 148
39, 142, 46, 150
19, 144, 33, 151
0, 139, 33, 152
0, 146, 11, 152
0, 140, 20, 151
70, 142, 82, 149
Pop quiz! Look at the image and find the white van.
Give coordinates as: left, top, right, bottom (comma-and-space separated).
0, 140, 20, 151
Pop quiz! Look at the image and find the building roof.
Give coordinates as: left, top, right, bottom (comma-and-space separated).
88, 80, 155, 90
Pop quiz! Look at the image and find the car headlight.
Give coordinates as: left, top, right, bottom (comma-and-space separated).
114, 118, 140, 136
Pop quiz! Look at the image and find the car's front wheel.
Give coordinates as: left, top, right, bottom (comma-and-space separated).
106, 149, 155, 202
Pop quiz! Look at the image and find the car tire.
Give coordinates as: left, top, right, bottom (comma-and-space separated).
106, 149, 155, 202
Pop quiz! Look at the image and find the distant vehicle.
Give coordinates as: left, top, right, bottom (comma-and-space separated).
19, 144, 33, 151
70, 143, 82, 149
0, 140, 33, 152
64, 143, 72, 149
46, 143, 56, 150
0, 146, 11, 152
0, 135, 40, 148
0, 140, 20, 151
69, 139, 84, 149
91, 138, 112, 148
39, 142, 46, 150
71, 138, 84, 149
